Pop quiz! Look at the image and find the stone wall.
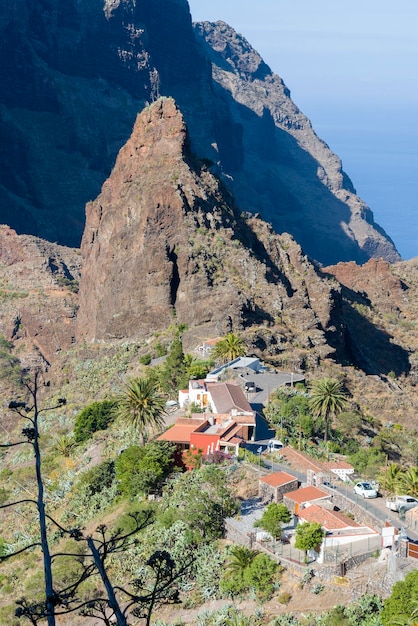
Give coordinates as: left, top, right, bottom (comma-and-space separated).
258, 478, 298, 503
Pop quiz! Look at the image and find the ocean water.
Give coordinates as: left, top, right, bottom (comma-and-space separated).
309, 105, 418, 261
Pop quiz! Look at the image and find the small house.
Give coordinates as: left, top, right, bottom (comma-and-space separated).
283, 485, 331, 515
259, 471, 298, 503
298, 503, 379, 563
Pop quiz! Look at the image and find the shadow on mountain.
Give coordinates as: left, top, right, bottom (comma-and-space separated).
335, 289, 410, 376
208, 87, 370, 266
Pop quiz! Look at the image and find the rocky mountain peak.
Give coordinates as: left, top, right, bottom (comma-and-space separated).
76, 97, 341, 364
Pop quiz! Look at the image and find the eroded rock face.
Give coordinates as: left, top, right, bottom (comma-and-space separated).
0, 0, 400, 265
0, 0, 204, 246
323, 258, 411, 376
0, 226, 81, 365
194, 21, 400, 265
324, 258, 408, 314
77, 98, 341, 357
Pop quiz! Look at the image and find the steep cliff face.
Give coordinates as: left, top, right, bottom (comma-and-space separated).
0, 0, 399, 265
323, 258, 411, 376
194, 21, 400, 265
0, 0, 207, 246
77, 98, 341, 363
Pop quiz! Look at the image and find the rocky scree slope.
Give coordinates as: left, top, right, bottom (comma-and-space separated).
0, 225, 80, 368
0, 0, 399, 265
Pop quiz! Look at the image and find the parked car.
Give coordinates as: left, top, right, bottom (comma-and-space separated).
353, 481, 378, 498
386, 495, 418, 513
268, 439, 283, 451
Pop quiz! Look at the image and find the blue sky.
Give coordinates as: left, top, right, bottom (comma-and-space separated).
188, 0, 418, 259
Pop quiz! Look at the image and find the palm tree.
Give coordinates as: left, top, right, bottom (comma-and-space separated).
308, 378, 348, 450
211, 333, 246, 364
380, 462, 403, 495
226, 545, 259, 577
115, 377, 167, 444
399, 466, 418, 497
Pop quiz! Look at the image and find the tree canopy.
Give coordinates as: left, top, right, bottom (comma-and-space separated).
74, 399, 117, 442
115, 441, 176, 497
294, 521, 325, 561
309, 378, 348, 448
115, 377, 167, 443
381, 570, 418, 625
254, 503, 291, 539
211, 333, 246, 364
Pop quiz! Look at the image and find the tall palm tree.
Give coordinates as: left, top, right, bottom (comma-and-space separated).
211, 333, 246, 364
115, 377, 167, 444
308, 378, 348, 450
399, 466, 418, 497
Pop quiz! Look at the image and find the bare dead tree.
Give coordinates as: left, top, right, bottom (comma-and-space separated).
1, 371, 190, 625
2, 370, 67, 626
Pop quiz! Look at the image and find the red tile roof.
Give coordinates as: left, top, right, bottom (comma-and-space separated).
260, 471, 297, 488
299, 504, 360, 530
281, 447, 354, 473
285, 486, 330, 504
157, 418, 206, 443
323, 460, 354, 471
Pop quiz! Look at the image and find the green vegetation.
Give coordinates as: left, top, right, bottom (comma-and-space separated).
115, 441, 176, 497
309, 378, 348, 449
294, 522, 325, 562
0, 329, 416, 625
254, 503, 291, 539
73, 399, 117, 442
55, 275, 79, 293
114, 377, 167, 443
265, 389, 315, 447
381, 571, 418, 625
220, 545, 281, 601
0, 335, 21, 383
158, 465, 239, 543
211, 333, 246, 363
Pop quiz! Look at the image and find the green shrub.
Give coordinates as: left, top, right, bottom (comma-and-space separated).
75, 459, 116, 497
73, 400, 116, 443
0, 487, 9, 505
140, 353, 152, 366
0, 538, 8, 556
278, 591, 292, 604
114, 503, 155, 535
155, 342, 167, 357
115, 441, 176, 498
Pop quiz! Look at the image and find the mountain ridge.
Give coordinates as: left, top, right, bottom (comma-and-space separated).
0, 0, 400, 265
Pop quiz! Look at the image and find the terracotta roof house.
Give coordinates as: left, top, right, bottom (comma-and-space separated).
281, 447, 354, 483
178, 380, 272, 441
283, 485, 331, 515
259, 471, 299, 503
157, 415, 247, 457
197, 337, 223, 356
322, 460, 355, 482
298, 503, 379, 563
157, 417, 206, 448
